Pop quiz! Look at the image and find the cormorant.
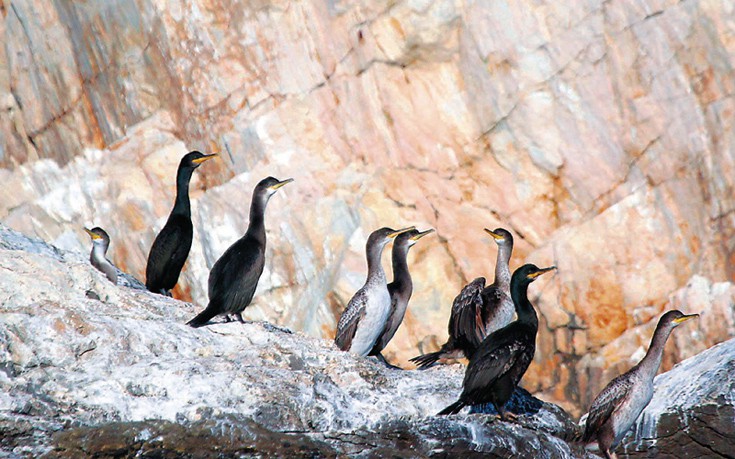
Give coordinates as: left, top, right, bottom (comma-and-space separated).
145, 151, 217, 296
411, 228, 514, 369
186, 176, 292, 328
582, 310, 698, 459
369, 228, 434, 367
334, 226, 415, 356
84, 227, 146, 289
438, 263, 555, 418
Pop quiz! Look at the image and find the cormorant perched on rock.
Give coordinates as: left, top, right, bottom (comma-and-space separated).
369, 228, 434, 367
411, 228, 514, 369
334, 226, 415, 356
145, 151, 217, 296
187, 176, 292, 328
582, 310, 698, 459
438, 263, 555, 418
84, 227, 146, 289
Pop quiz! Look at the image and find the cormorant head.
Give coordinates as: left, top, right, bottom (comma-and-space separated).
84, 227, 110, 248
511, 264, 556, 288
395, 228, 435, 250
661, 310, 699, 328
180, 150, 218, 170
484, 227, 513, 247
367, 226, 416, 250
254, 176, 294, 200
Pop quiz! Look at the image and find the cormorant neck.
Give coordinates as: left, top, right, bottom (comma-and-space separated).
89, 244, 107, 267
245, 193, 268, 244
636, 322, 674, 378
511, 280, 538, 326
494, 243, 512, 288
366, 243, 387, 282
172, 167, 195, 217
391, 244, 412, 294
90, 244, 117, 283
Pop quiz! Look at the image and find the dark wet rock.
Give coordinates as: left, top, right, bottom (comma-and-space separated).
44, 414, 591, 459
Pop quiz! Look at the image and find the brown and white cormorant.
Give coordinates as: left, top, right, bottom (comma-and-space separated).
582, 310, 698, 459
145, 151, 217, 296
334, 226, 415, 356
84, 227, 146, 289
438, 263, 555, 418
186, 176, 292, 328
369, 228, 434, 367
411, 228, 515, 369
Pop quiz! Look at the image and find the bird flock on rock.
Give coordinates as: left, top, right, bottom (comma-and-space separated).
80, 150, 701, 459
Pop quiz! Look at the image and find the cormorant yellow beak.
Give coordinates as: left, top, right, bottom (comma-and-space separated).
388, 226, 416, 239
84, 227, 101, 240
527, 266, 556, 279
673, 313, 699, 324
411, 228, 435, 241
484, 228, 504, 241
268, 178, 294, 191
191, 152, 218, 164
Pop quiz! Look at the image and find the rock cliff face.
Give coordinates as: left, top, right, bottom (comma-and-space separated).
1, 0, 734, 414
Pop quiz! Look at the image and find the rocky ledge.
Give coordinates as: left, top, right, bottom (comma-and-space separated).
0, 225, 732, 458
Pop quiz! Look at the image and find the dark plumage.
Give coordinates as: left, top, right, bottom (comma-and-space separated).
334, 226, 414, 356
438, 263, 555, 418
369, 228, 434, 367
84, 227, 146, 289
186, 176, 292, 328
145, 151, 217, 296
411, 228, 515, 369
582, 310, 698, 459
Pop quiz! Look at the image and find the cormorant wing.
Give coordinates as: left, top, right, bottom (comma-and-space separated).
583, 373, 635, 442
448, 277, 486, 351
116, 268, 147, 290
146, 216, 192, 284
461, 326, 531, 396
382, 285, 402, 335
480, 285, 510, 328
208, 236, 264, 310
334, 290, 367, 351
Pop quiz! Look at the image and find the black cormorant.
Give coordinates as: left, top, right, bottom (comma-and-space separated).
84, 227, 146, 289
438, 263, 555, 418
411, 228, 515, 369
145, 151, 217, 296
369, 228, 434, 367
186, 176, 292, 328
334, 226, 414, 356
582, 310, 698, 459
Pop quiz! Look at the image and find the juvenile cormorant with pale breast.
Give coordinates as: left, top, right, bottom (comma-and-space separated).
334, 226, 414, 356
84, 227, 146, 289
438, 263, 555, 418
369, 228, 434, 367
582, 310, 698, 459
145, 151, 217, 296
411, 228, 515, 369
187, 176, 292, 328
